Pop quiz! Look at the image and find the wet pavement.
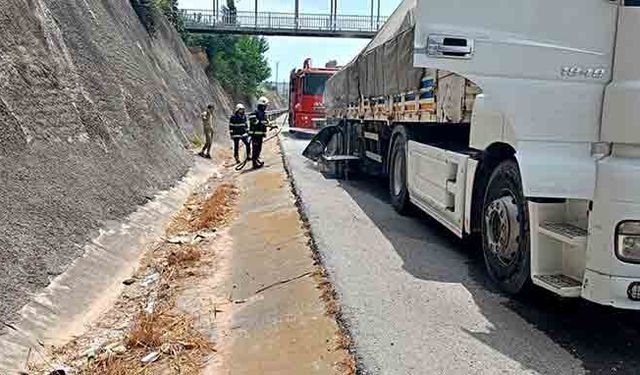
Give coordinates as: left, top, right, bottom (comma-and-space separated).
204, 139, 350, 374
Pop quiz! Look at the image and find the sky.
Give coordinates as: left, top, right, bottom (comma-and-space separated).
180, 0, 403, 81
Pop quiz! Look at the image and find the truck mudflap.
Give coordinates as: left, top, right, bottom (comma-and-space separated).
302, 124, 344, 162
302, 122, 360, 178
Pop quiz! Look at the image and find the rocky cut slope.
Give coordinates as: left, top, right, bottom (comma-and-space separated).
0, 0, 232, 323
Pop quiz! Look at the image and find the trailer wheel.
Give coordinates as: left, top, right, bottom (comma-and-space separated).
481, 159, 530, 294
389, 127, 411, 214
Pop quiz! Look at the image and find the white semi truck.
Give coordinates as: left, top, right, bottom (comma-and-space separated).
305, 0, 640, 309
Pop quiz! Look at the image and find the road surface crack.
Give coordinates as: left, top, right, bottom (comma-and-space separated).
254, 271, 313, 294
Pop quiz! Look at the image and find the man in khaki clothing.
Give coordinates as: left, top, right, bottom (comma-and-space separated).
198, 104, 214, 159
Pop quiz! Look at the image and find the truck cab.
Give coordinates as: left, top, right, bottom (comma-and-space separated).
411, 0, 640, 308
311, 0, 640, 309
289, 58, 338, 134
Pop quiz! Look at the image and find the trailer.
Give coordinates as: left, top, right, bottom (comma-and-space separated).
305, 0, 640, 309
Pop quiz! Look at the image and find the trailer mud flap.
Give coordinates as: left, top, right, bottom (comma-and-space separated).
302, 123, 360, 179
302, 125, 343, 161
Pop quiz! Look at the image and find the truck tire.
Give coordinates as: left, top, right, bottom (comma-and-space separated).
481, 159, 530, 294
389, 127, 411, 215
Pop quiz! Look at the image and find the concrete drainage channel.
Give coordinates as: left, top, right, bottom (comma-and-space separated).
1, 132, 358, 374
0, 155, 222, 372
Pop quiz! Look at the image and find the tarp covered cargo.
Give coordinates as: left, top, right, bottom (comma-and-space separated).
347, 62, 359, 104
325, 0, 423, 108
325, 67, 347, 108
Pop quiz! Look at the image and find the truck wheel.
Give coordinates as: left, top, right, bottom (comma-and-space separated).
389, 127, 411, 214
481, 159, 530, 294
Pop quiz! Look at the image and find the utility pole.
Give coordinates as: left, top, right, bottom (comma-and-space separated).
255, 0, 258, 27
376, 0, 380, 28
295, 0, 300, 29
275, 61, 280, 91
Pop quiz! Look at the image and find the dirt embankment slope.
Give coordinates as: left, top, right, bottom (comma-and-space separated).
0, 0, 232, 323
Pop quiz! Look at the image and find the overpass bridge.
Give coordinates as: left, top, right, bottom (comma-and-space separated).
180, 9, 387, 38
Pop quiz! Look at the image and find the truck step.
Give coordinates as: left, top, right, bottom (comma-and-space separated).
321, 155, 360, 162
319, 154, 360, 180
365, 151, 383, 163
363, 131, 379, 141
533, 274, 582, 298
539, 222, 587, 247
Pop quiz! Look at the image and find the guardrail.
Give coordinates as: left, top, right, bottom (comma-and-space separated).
181, 9, 386, 38
266, 109, 288, 122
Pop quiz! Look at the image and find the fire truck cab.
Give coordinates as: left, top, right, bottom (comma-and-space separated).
289, 58, 338, 134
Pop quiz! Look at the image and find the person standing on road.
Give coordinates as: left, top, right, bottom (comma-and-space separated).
248, 97, 270, 169
229, 103, 250, 164
198, 104, 215, 159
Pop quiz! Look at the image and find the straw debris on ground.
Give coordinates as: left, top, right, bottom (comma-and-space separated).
31, 179, 239, 375
167, 183, 238, 236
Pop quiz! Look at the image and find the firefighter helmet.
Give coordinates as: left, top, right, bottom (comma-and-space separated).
235, 103, 245, 111
257, 96, 269, 106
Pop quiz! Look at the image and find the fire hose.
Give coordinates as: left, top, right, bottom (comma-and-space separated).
234, 113, 288, 171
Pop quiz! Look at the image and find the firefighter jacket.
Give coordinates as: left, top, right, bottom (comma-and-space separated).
229, 113, 248, 139
248, 110, 269, 139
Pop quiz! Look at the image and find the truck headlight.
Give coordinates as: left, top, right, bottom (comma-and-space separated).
616, 221, 640, 263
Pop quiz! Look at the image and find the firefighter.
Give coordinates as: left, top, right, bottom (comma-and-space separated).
229, 103, 250, 163
198, 104, 215, 159
248, 97, 270, 169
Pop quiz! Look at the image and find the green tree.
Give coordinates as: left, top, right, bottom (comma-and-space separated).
234, 36, 271, 96
184, 34, 271, 98
151, 0, 272, 98
154, 0, 183, 31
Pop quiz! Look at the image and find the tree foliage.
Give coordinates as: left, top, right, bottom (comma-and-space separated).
131, 0, 184, 34
154, 0, 184, 31
131, 0, 271, 98
184, 34, 271, 98
180, 0, 271, 97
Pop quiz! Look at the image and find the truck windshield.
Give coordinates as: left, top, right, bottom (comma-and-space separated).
304, 74, 329, 95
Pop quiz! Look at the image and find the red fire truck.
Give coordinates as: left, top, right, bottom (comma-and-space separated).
288, 58, 338, 134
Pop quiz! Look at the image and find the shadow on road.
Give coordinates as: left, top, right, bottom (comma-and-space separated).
338, 175, 640, 375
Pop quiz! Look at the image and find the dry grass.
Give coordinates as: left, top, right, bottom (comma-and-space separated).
89, 355, 130, 375
32, 180, 239, 375
313, 266, 340, 318
83, 308, 214, 375
335, 354, 357, 375
167, 245, 202, 266
83, 183, 235, 373
126, 312, 164, 349
196, 183, 238, 230
334, 330, 353, 351
166, 183, 238, 235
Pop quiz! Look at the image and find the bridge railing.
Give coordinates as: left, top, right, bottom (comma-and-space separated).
181, 9, 386, 34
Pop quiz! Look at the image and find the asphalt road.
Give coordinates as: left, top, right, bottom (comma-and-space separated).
280, 132, 640, 375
